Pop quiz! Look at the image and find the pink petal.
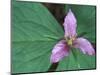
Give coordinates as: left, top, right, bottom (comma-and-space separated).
50, 40, 69, 63
73, 38, 95, 55
63, 9, 77, 38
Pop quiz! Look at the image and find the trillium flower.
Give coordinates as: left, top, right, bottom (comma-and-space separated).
50, 9, 95, 63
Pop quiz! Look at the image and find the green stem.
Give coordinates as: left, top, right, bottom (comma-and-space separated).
71, 48, 81, 69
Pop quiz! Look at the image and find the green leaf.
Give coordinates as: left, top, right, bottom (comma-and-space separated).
57, 5, 96, 71
12, 1, 64, 73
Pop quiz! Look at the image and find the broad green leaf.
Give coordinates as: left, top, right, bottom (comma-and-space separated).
57, 5, 96, 71
12, 1, 64, 73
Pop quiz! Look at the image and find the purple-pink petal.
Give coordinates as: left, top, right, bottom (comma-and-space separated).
73, 38, 95, 55
50, 40, 69, 63
63, 9, 77, 38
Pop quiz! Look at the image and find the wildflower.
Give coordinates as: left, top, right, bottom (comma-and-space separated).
50, 9, 95, 63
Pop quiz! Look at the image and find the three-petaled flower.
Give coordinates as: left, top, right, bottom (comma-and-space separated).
50, 9, 95, 63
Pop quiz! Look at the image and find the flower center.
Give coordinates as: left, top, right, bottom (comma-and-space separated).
68, 39, 73, 46
65, 36, 76, 46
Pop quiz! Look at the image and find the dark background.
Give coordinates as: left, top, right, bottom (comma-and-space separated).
43, 3, 65, 25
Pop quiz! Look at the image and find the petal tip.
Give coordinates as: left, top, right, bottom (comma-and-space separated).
50, 55, 59, 63
88, 49, 95, 55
